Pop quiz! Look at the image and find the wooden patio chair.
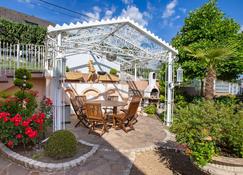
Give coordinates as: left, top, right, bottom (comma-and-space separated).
120, 95, 141, 124
65, 89, 89, 128
114, 96, 141, 133
84, 102, 109, 136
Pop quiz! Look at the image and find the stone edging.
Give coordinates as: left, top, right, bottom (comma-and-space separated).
0, 139, 99, 172
202, 158, 243, 175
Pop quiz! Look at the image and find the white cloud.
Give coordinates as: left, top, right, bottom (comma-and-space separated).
240, 25, 243, 32
18, 0, 31, 2
84, 6, 101, 20
173, 15, 180, 20
122, 0, 133, 5
162, 0, 177, 19
120, 5, 148, 26
104, 6, 116, 19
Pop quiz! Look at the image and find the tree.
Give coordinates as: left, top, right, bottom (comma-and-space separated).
185, 47, 234, 99
172, 0, 242, 92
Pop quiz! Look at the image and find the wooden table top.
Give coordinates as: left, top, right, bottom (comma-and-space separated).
86, 100, 127, 107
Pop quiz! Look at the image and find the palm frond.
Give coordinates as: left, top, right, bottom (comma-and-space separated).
183, 46, 235, 66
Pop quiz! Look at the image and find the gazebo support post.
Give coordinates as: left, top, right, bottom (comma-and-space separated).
166, 51, 173, 126
134, 63, 137, 81
53, 33, 66, 131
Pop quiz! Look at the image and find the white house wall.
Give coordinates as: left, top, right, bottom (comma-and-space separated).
66, 52, 120, 74
66, 82, 128, 100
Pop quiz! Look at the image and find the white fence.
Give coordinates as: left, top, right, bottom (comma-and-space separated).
0, 42, 46, 72
215, 80, 241, 95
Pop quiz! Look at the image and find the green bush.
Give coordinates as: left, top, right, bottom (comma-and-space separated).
159, 95, 165, 103
110, 68, 117, 75
14, 68, 33, 91
175, 94, 188, 108
15, 68, 31, 79
45, 130, 77, 159
144, 104, 157, 115
171, 100, 243, 166
214, 95, 238, 105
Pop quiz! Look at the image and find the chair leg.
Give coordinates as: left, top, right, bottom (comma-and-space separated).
121, 123, 128, 133
116, 120, 128, 133
128, 121, 135, 130
75, 120, 81, 127
88, 122, 94, 134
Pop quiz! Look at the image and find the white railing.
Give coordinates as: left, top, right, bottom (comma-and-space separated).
0, 42, 46, 72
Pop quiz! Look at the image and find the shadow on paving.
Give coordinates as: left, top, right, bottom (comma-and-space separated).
155, 141, 210, 175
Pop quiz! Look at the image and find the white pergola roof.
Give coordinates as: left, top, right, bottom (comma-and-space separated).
47, 17, 178, 70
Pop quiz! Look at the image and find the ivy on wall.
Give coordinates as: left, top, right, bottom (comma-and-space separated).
0, 18, 47, 45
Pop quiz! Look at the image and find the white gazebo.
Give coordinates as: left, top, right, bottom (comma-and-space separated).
46, 17, 178, 131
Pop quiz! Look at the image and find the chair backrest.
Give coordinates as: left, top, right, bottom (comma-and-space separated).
131, 95, 141, 102
76, 95, 87, 105
107, 95, 118, 101
65, 88, 85, 113
126, 96, 141, 119
85, 103, 104, 120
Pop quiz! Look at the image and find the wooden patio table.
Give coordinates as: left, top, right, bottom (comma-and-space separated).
86, 100, 127, 127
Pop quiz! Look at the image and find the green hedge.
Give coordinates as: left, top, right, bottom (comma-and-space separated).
171, 100, 243, 166
0, 18, 46, 44
144, 104, 157, 115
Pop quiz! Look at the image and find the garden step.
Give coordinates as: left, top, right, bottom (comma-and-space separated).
0, 74, 8, 83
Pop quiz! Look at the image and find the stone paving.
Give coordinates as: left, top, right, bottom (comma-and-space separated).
0, 115, 168, 175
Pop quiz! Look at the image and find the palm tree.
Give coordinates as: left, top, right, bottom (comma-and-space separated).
184, 47, 234, 100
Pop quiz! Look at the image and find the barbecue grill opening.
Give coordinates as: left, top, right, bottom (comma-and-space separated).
150, 88, 159, 98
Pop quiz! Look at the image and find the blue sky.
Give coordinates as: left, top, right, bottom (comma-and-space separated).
0, 0, 243, 42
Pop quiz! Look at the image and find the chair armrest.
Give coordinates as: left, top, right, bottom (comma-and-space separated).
120, 109, 128, 114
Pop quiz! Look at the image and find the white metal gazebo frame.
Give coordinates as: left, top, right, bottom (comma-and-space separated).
46, 17, 178, 131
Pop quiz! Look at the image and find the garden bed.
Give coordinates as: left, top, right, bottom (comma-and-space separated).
14, 142, 92, 163
0, 140, 99, 172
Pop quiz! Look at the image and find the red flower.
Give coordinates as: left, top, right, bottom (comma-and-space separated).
28, 90, 38, 97
39, 113, 45, 119
16, 134, 23, 139
28, 130, 38, 139
0, 112, 10, 122
23, 98, 30, 103
3, 116, 9, 122
31, 114, 38, 121
0, 112, 10, 119
10, 114, 22, 126
25, 127, 38, 139
45, 97, 53, 106
6, 140, 14, 148
22, 120, 30, 127
35, 118, 44, 124
25, 127, 33, 135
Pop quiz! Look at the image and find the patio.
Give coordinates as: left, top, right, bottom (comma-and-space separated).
0, 115, 171, 175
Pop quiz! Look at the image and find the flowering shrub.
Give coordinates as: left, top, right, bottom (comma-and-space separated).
0, 69, 53, 149
0, 111, 49, 148
0, 94, 53, 149
171, 100, 243, 166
